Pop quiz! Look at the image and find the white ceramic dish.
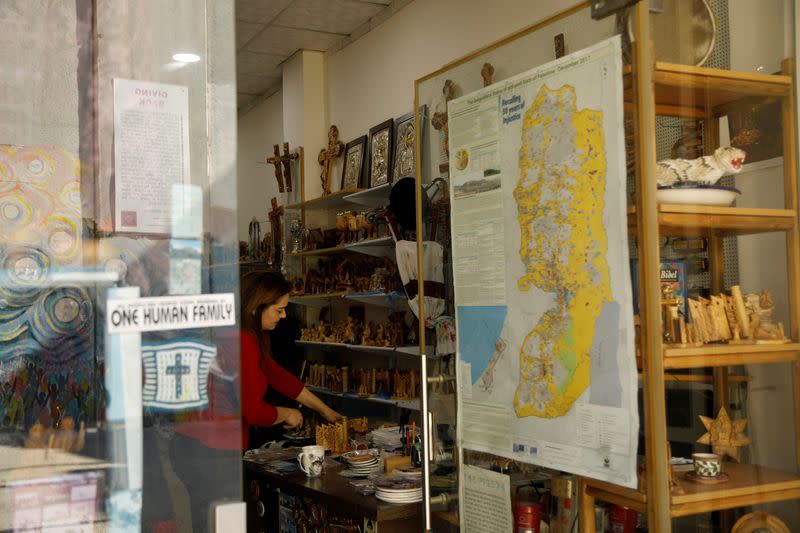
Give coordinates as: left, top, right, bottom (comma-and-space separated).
656, 185, 741, 206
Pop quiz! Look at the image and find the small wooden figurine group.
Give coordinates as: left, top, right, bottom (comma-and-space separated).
290, 256, 401, 296
662, 285, 788, 346
315, 416, 366, 455
300, 313, 408, 347
306, 363, 420, 402
335, 209, 390, 245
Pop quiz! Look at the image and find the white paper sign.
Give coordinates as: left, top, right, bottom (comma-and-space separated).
113, 78, 190, 234
106, 293, 235, 333
461, 465, 513, 533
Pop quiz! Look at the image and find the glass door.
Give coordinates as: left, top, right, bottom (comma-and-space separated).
0, 2, 240, 531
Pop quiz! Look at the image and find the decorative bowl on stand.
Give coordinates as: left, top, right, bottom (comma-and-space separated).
656, 184, 741, 206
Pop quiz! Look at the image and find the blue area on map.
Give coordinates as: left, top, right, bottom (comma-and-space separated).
589, 301, 623, 407
457, 305, 508, 383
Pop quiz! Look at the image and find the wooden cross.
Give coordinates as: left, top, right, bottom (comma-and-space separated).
269, 197, 284, 266
266, 144, 285, 192
431, 80, 456, 170
318, 125, 344, 196
481, 63, 495, 87
279, 142, 299, 193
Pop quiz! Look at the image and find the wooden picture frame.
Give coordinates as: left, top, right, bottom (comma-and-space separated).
368, 118, 394, 188
341, 135, 367, 191
391, 106, 427, 181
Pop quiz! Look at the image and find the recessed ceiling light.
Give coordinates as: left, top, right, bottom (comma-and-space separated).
172, 53, 201, 63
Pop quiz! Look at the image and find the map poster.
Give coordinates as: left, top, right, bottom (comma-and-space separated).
448, 36, 639, 487
113, 79, 190, 234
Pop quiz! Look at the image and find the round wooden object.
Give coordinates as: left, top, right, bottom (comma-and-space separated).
732, 511, 790, 533
683, 471, 730, 484
625, 0, 717, 67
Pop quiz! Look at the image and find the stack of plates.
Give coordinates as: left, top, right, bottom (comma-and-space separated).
374, 476, 423, 504
368, 426, 403, 450
341, 449, 381, 476
394, 465, 423, 479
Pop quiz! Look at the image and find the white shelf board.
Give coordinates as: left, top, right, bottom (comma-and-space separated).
296, 340, 427, 357
342, 183, 391, 207
343, 291, 406, 308
344, 236, 395, 258
306, 386, 420, 411
288, 293, 345, 307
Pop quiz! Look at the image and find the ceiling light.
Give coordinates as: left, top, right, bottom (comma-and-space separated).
172, 53, 201, 63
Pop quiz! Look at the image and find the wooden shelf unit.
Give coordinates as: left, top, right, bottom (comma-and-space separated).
663, 343, 800, 369
581, 463, 800, 519
580, 8, 800, 531
627, 205, 798, 237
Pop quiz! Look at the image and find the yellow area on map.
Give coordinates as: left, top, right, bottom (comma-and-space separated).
513, 84, 610, 418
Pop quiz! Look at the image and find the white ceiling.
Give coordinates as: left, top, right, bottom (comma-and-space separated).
235, 0, 398, 111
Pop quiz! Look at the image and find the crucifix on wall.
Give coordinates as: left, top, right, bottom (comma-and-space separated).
269, 197, 285, 267
279, 142, 299, 193
481, 62, 495, 87
318, 125, 345, 196
266, 144, 285, 192
431, 79, 457, 173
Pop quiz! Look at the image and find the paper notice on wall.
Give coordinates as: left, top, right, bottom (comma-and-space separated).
461, 465, 513, 533
113, 78, 190, 234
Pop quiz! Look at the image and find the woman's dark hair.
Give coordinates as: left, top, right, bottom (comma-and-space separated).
240, 271, 292, 360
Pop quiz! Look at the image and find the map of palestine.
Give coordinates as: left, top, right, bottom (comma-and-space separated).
513, 84, 611, 418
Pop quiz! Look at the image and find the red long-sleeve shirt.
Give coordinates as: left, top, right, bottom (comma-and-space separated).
175, 329, 304, 451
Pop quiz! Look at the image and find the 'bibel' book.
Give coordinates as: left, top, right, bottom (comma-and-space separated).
630, 259, 688, 320
659, 260, 688, 319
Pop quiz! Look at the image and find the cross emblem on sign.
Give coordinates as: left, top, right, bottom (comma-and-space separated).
166, 352, 191, 398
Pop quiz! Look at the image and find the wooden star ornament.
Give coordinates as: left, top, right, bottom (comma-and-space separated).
697, 407, 751, 462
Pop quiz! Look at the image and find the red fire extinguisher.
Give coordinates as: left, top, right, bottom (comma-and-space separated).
514, 485, 542, 533
609, 504, 637, 533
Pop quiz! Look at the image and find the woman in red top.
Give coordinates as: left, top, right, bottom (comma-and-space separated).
170, 271, 340, 531
238, 270, 341, 443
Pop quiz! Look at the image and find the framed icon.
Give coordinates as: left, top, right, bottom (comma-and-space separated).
368, 118, 394, 188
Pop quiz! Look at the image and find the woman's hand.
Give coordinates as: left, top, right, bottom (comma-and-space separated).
277, 406, 303, 429
322, 407, 343, 423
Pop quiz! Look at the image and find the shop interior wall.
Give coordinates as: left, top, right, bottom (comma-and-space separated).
235, 0, 578, 239
238, 88, 283, 239
0, 3, 80, 151
236, 0, 800, 525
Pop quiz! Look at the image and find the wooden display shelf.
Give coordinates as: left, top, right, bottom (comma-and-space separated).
582, 463, 800, 519
286, 188, 363, 210
663, 342, 800, 369
624, 61, 792, 118
627, 205, 797, 237
671, 463, 800, 517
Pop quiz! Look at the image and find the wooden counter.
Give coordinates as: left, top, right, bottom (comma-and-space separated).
244, 457, 422, 532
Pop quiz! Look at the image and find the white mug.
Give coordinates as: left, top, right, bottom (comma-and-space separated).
298, 445, 325, 477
